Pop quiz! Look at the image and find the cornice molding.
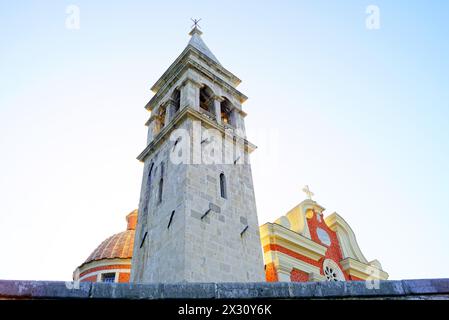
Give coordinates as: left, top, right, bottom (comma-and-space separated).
181, 77, 202, 89
76, 258, 132, 277
145, 48, 247, 112
137, 107, 257, 162
264, 251, 321, 276
299, 199, 326, 213
340, 258, 389, 280
151, 45, 241, 93
260, 223, 327, 261
309, 272, 326, 282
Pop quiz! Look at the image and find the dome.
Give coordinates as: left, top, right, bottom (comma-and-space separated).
79, 210, 137, 268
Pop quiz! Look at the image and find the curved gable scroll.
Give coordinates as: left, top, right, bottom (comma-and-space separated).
324, 213, 368, 264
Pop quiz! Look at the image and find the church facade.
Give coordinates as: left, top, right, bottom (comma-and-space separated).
73, 27, 388, 284
262, 195, 388, 282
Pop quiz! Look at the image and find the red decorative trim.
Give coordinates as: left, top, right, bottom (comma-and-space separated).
291, 268, 309, 282
80, 264, 131, 278
306, 211, 350, 280
263, 244, 320, 268
349, 275, 365, 281
80, 275, 97, 283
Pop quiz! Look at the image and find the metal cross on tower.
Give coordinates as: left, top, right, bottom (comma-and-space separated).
191, 18, 202, 29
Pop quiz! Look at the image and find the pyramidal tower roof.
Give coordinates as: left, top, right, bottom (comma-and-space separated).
147, 24, 245, 108
187, 26, 220, 64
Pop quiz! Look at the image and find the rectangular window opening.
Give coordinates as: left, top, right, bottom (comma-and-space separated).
101, 273, 116, 283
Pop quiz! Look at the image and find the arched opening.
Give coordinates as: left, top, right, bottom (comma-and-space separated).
153, 107, 166, 136
172, 89, 180, 114
199, 85, 214, 114
158, 107, 166, 129
220, 98, 233, 126
219, 173, 227, 199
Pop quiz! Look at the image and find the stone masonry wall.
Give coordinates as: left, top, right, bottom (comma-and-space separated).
131, 114, 265, 283
131, 119, 189, 283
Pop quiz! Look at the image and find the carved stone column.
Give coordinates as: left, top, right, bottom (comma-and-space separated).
161, 101, 171, 127
231, 108, 246, 136
213, 96, 224, 124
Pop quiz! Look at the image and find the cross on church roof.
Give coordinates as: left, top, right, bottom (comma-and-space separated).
302, 185, 314, 200
191, 18, 202, 29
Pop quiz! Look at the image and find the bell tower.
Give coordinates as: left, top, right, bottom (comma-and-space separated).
130, 25, 265, 283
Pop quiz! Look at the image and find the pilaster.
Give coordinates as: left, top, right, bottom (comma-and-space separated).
161, 101, 172, 127
180, 78, 201, 111
231, 108, 246, 135
146, 117, 157, 144
277, 265, 292, 282
213, 95, 224, 124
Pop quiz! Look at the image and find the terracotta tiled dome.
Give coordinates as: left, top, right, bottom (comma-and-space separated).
82, 210, 137, 265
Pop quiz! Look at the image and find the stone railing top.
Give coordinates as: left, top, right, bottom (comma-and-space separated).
0, 279, 448, 300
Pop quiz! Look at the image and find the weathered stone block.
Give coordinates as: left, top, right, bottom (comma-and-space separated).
0, 280, 91, 299
402, 278, 449, 295
216, 282, 291, 299
209, 202, 221, 213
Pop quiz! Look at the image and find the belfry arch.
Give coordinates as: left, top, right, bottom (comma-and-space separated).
220, 97, 233, 126
199, 85, 214, 115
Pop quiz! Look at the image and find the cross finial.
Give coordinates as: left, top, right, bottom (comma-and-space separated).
189, 18, 203, 36
302, 185, 314, 200
191, 18, 202, 29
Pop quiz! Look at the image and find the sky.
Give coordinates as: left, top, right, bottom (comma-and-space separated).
0, 0, 448, 281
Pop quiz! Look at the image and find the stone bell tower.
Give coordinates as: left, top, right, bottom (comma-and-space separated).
130, 25, 265, 283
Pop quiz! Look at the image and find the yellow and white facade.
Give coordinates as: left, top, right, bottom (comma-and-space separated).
261, 199, 388, 282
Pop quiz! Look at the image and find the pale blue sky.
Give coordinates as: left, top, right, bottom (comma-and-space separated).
0, 1, 448, 281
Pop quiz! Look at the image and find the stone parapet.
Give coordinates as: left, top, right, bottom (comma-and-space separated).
0, 279, 448, 300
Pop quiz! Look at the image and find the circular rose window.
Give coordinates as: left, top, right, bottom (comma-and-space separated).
322, 259, 345, 281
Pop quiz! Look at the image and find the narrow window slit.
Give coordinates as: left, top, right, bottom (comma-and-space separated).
172, 137, 181, 151
220, 173, 227, 199
167, 210, 175, 229
140, 231, 148, 248
158, 162, 164, 204
158, 178, 164, 203
201, 208, 211, 220
240, 225, 249, 237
